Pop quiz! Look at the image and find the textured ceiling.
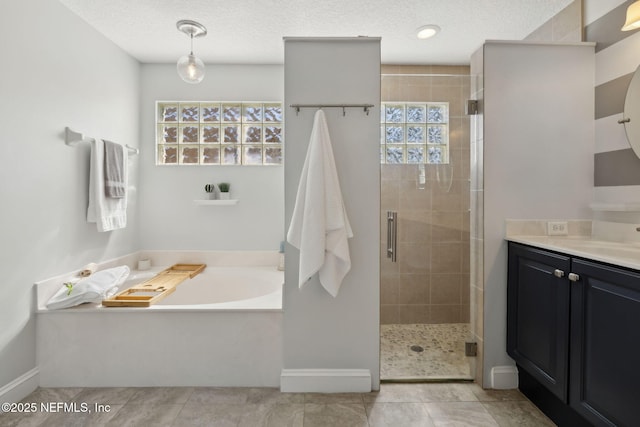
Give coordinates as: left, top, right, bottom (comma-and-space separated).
59, 0, 574, 65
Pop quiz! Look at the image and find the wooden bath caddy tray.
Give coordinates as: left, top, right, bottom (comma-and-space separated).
102, 264, 206, 307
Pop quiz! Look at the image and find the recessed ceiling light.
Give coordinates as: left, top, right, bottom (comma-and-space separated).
416, 25, 441, 40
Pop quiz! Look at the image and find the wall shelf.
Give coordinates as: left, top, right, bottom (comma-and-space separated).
193, 199, 239, 206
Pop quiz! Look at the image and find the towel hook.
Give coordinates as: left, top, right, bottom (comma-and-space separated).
289, 103, 376, 117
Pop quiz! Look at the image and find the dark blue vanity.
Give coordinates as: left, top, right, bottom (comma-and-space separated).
508, 241, 640, 427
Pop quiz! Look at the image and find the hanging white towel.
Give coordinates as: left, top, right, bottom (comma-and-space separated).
87, 139, 128, 232
287, 110, 353, 297
103, 140, 126, 198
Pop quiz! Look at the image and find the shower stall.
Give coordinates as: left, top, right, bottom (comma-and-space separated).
380, 68, 474, 381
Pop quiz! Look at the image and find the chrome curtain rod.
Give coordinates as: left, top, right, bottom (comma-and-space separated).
289, 103, 375, 116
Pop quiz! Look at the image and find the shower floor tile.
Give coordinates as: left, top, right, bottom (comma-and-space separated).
381, 323, 473, 381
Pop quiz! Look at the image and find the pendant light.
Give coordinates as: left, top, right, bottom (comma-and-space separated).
622, 1, 640, 31
176, 20, 207, 84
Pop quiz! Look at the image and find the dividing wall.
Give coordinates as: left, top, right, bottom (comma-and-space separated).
473, 41, 595, 387
282, 37, 381, 391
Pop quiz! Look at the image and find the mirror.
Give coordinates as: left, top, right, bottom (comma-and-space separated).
623, 65, 640, 157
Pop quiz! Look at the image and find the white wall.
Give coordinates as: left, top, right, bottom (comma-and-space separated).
481, 41, 594, 386
283, 38, 381, 390
584, 0, 627, 25
0, 0, 140, 391
139, 64, 284, 251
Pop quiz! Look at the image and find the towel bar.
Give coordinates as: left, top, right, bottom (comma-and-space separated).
64, 127, 139, 155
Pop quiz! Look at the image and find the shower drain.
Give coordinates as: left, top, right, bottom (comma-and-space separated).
410, 345, 424, 353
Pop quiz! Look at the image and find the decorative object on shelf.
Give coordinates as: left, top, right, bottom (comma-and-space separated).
622, 1, 640, 31
176, 20, 207, 84
204, 183, 216, 199
218, 182, 231, 200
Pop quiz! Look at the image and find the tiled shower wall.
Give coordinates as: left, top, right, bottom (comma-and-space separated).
380, 65, 471, 325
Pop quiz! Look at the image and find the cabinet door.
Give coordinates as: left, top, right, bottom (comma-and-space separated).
507, 242, 571, 402
570, 259, 640, 427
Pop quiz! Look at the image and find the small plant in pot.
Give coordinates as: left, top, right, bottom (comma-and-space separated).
218, 182, 231, 200
204, 184, 216, 199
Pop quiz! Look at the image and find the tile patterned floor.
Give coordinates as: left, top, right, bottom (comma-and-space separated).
381, 323, 473, 380
0, 383, 556, 426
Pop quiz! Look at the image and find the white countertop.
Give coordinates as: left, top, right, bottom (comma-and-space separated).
506, 235, 640, 271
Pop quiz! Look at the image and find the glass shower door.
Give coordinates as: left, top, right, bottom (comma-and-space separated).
379, 71, 473, 381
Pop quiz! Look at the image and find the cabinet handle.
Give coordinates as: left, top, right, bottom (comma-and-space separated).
568, 273, 580, 282
554, 269, 565, 278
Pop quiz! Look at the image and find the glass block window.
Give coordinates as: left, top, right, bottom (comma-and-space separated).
156, 101, 283, 165
380, 102, 449, 164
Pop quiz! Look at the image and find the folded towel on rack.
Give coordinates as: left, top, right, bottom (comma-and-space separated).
287, 109, 353, 297
103, 140, 126, 198
87, 139, 128, 232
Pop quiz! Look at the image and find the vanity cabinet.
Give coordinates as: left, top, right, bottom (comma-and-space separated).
507, 243, 571, 402
508, 242, 640, 427
569, 259, 640, 427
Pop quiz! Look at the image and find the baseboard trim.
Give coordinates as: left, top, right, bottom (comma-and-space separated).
490, 365, 519, 389
0, 368, 39, 404
280, 369, 371, 393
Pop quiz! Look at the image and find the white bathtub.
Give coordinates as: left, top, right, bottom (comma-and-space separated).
119, 265, 284, 310
36, 251, 284, 387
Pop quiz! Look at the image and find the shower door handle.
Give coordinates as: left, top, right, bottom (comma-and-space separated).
387, 211, 397, 262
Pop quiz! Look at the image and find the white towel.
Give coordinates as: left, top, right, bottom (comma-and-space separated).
103, 140, 126, 198
87, 139, 128, 232
287, 110, 353, 297
46, 265, 130, 310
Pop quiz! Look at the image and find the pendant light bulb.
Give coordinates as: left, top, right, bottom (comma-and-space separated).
176, 20, 207, 84
177, 52, 205, 84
